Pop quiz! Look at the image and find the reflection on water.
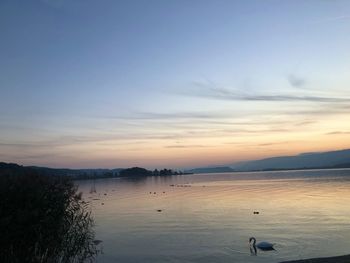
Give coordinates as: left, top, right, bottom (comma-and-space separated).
78, 169, 350, 263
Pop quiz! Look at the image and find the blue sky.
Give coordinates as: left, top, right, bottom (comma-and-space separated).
1, 0, 350, 168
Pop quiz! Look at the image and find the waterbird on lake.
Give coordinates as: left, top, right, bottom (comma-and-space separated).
249, 237, 274, 250
250, 244, 257, 256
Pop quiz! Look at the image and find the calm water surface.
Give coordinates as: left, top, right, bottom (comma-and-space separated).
78, 169, 350, 263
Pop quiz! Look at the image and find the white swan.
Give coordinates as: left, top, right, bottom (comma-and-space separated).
249, 237, 274, 250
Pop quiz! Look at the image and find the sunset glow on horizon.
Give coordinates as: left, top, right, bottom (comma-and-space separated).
1, 0, 350, 169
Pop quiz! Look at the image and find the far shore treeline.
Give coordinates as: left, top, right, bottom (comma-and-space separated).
0, 162, 192, 180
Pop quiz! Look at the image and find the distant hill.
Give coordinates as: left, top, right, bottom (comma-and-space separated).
0, 162, 123, 179
0, 162, 27, 176
186, 166, 235, 174
186, 149, 350, 173
0, 163, 189, 179
230, 149, 350, 171
3, 148, 350, 177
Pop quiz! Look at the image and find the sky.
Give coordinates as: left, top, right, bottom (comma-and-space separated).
1, 0, 350, 169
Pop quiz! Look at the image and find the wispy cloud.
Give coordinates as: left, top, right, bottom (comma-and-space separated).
258, 141, 296, 147
326, 131, 350, 135
210, 89, 348, 103
285, 103, 350, 116
185, 81, 350, 103
164, 145, 208, 149
288, 74, 306, 88
103, 111, 235, 121
294, 120, 315, 126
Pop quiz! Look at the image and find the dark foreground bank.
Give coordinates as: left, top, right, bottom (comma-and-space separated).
281, 254, 350, 263
0, 170, 98, 263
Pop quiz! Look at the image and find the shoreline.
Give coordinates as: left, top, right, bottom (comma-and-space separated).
281, 254, 350, 263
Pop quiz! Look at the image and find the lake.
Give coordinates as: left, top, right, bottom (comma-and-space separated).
78, 169, 350, 263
